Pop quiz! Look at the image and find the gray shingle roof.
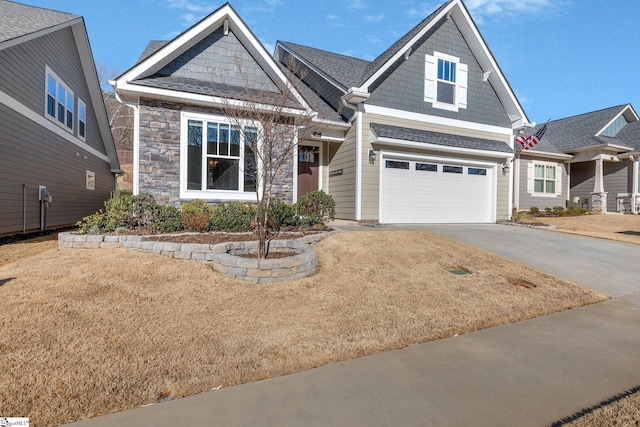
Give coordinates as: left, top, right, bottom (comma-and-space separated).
0, 0, 77, 44
371, 123, 513, 153
615, 120, 640, 151
276, 63, 344, 122
521, 105, 631, 154
136, 40, 168, 64
278, 41, 370, 90
131, 75, 303, 109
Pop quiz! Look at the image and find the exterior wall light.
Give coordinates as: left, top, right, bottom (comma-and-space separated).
501, 159, 510, 174
368, 149, 376, 165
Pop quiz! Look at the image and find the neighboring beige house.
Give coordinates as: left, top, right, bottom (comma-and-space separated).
113, 0, 529, 223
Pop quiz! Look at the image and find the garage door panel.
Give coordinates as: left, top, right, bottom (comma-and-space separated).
381, 158, 493, 224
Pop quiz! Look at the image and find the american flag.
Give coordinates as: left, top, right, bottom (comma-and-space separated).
516, 121, 549, 150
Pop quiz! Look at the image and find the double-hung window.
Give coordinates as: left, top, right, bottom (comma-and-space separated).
183, 113, 257, 200
424, 52, 468, 111
534, 164, 556, 194
78, 99, 87, 140
46, 67, 74, 132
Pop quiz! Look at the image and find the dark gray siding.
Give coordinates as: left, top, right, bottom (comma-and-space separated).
0, 27, 115, 235
570, 161, 595, 209
518, 158, 568, 210
366, 18, 511, 128
604, 160, 631, 212
0, 27, 106, 155
0, 104, 114, 235
157, 27, 278, 92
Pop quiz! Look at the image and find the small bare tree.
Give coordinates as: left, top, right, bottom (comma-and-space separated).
218, 57, 321, 258
97, 63, 134, 150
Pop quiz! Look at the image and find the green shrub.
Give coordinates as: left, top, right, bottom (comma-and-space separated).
152, 205, 184, 233
77, 210, 106, 234
530, 206, 540, 215
268, 198, 299, 231
78, 190, 160, 233
544, 207, 552, 215
296, 190, 336, 227
181, 200, 213, 232
551, 206, 567, 217
210, 202, 256, 232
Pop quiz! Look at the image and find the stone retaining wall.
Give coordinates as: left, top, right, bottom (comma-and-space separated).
58, 231, 337, 283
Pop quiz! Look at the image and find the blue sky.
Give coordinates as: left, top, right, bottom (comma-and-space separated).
22, 0, 640, 124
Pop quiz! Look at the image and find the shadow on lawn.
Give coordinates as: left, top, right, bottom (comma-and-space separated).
617, 231, 640, 237
0, 278, 16, 287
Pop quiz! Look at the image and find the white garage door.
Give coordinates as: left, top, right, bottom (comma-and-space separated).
381, 157, 494, 223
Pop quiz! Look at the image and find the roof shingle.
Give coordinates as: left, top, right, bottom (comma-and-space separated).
0, 0, 77, 44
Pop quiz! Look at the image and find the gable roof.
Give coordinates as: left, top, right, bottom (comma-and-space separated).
0, 0, 119, 173
521, 104, 639, 154
114, 2, 310, 113
278, 0, 528, 128
0, 0, 78, 45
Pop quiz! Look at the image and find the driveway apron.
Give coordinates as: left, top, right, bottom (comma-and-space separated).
67, 223, 640, 427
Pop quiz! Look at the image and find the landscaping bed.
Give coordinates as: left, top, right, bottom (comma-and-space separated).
0, 231, 606, 426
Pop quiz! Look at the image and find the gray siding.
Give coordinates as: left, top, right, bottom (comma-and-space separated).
366, 18, 511, 128
157, 27, 278, 93
568, 161, 594, 209
0, 27, 106, 155
604, 160, 631, 212
518, 158, 568, 210
0, 104, 114, 235
0, 27, 114, 235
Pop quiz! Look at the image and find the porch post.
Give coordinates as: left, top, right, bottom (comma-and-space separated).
591, 157, 607, 213
632, 156, 639, 214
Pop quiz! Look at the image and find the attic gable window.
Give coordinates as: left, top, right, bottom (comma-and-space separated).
424, 52, 468, 112
45, 66, 74, 133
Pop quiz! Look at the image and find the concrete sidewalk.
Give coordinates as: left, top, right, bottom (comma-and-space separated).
67, 224, 640, 426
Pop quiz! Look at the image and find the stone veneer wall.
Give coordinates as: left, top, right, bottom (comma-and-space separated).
138, 98, 295, 206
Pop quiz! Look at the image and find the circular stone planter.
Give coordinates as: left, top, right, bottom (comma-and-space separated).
211, 240, 318, 283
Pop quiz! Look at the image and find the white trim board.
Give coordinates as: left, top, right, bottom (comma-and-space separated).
373, 136, 513, 160
0, 87, 110, 163
363, 104, 513, 137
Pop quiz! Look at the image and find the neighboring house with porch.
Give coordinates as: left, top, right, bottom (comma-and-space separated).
0, 0, 120, 236
514, 104, 640, 214
113, 0, 529, 224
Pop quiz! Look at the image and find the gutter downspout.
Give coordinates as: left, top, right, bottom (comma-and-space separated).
632, 155, 639, 214
113, 87, 140, 195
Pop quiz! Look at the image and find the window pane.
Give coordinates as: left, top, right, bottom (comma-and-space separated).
534, 164, 545, 178
66, 92, 74, 111
534, 179, 544, 193
437, 59, 444, 80
66, 110, 73, 129
79, 121, 85, 138
416, 163, 437, 172
207, 158, 239, 190
47, 75, 56, 96
230, 126, 240, 157
57, 102, 65, 123
244, 145, 256, 192
546, 166, 556, 180
58, 84, 65, 103
444, 61, 450, 81
47, 95, 55, 116
207, 122, 218, 155
545, 180, 555, 194
245, 127, 257, 147
450, 62, 456, 82
437, 81, 454, 104
443, 165, 463, 174
219, 123, 229, 156
187, 120, 203, 190
468, 168, 487, 175
385, 160, 409, 169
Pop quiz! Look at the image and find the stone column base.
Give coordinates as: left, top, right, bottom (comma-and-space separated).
591, 192, 607, 214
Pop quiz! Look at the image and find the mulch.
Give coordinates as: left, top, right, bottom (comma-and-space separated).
145, 230, 328, 245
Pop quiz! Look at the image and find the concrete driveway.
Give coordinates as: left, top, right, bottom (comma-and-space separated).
67, 223, 640, 427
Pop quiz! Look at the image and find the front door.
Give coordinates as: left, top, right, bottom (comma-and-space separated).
297, 145, 319, 198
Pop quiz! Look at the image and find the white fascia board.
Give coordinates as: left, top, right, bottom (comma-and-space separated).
0, 17, 81, 51
117, 82, 307, 117
0, 87, 110, 163
374, 136, 513, 160
311, 117, 351, 129
364, 104, 513, 137
595, 104, 640, 136
517, 150, 573, 161
451, 5, 528, 126
360, 3, 454, 92
564, 143, 634, 154
277, 42, 348, 94
71, 21, 120, 171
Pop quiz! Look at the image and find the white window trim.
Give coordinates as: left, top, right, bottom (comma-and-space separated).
528, 160, 562, 198
86, 170, 95, 190
45, 66, 74, 134
77, 98, 86, 141
179, 111, 260, 201
425, 51, 468, 113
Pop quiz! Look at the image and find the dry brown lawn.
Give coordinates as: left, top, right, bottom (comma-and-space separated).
542, 214, 640, 245
562, 389, 640, 426
0, 231, 606, 426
